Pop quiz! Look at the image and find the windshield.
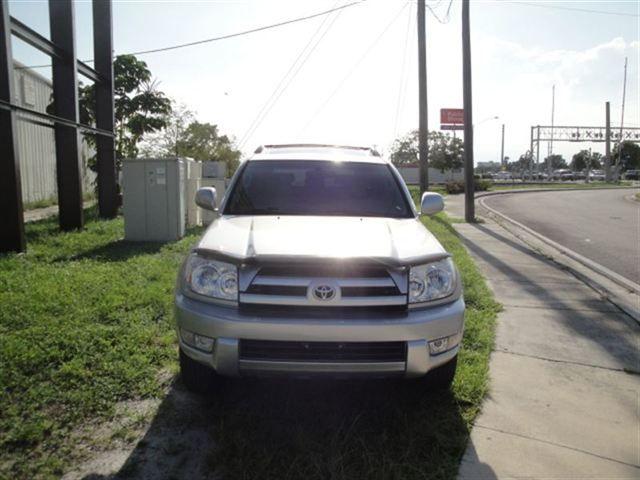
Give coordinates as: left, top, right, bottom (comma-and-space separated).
224, 160, 413, 218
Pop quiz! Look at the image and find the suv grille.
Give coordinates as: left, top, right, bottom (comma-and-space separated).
239, 340, 407, 362
240, 264, 407, 307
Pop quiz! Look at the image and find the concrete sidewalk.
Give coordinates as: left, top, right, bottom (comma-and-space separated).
445, 199, 640, 478
24, 201, 95, 223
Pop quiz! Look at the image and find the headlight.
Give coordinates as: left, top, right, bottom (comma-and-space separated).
184, 254, 238, 301
409, 258, 456, 303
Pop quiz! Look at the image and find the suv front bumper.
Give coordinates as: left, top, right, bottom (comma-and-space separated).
175, 293, 465, 378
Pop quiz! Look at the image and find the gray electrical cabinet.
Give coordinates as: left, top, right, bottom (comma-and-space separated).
123, 158, 186, 241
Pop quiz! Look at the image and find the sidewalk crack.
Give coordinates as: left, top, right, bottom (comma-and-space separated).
494, 348, 639, 375
474, 424, 640, 470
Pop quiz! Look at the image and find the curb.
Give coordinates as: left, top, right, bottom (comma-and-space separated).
476, 185, 637, 199
476, 192, 640, 323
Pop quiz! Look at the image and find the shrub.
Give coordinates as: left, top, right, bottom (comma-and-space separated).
444, 179, 492, 194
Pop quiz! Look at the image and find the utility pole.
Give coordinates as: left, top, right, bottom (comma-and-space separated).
548, 84, 555, 158
500, 123, 505, 168
614, 56, 628, 180
462, 0, 474, 222
417, 0, 429, 192
605, 101, 611, 181
530, 126, 535, 174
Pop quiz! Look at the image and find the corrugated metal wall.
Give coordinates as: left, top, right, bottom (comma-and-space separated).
397, 167, 465, 185
13, 64, 96, 204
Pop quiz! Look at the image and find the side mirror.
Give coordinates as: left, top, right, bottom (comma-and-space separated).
195, 187, 217, 211
420, 192, 444, 216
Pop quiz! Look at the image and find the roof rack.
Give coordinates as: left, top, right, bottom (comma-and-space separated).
254, 144, 381, 157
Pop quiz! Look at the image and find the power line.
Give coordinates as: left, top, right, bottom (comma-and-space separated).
393, 1, 414, 137
129, 1, 366, 56
510, 1, 639, 18
238, 2, 344, 149
298, 2, 409, 136
16, 1, 367, 69
425, 0, 454, 24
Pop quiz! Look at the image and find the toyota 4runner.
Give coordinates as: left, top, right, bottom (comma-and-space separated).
175, 144, 465, 392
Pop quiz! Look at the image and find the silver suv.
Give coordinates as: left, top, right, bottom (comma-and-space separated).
175, 144, 464, 392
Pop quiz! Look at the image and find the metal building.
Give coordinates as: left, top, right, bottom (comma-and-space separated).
12, 61, 96, 204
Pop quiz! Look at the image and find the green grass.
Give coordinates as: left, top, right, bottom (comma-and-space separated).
489, 180, 631, 191
0, 207, 203, 478
0, 209, 500, 479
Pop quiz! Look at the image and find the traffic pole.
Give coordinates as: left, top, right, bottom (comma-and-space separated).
462, 0, 474, 222
500, 123, 505, 167
605, 101, 611, 181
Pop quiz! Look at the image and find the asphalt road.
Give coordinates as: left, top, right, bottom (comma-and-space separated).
483, 189, 640, 285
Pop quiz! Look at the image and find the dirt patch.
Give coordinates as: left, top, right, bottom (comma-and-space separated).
62, 378, 218, 480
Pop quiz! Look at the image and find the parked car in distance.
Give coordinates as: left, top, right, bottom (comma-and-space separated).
624, 169, 640, 180
493, 171, 512, 181
573, 171, 586, 180
175, 144, 465, 393
588, 170, 605, 181
552, 169, 574, 181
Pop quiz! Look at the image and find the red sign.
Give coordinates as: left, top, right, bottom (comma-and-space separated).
440, 108, 464, 125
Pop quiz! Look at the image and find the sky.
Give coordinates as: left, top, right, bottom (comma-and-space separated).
8, 0, 640, 165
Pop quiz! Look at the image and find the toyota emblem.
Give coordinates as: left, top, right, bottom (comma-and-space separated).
312, 284, 336, 301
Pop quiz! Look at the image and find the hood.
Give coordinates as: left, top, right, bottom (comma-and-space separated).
196, 215, 447, 266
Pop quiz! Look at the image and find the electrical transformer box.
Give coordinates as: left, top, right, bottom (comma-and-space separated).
123, 158, 186, 241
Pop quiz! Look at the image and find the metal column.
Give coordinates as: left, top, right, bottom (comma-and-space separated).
605, 101, 611, 182
49, 0, 83, 230
93, 0, 118, 218
0, 0, 26, 252
530, 126, 536, 174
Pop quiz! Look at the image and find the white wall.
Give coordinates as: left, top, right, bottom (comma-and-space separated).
397, 167, 465, 185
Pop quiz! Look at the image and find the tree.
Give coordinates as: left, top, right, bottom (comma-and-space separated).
390, 130, 463, 176
429, 131, 464, 175
176, 122, 242, 175
612, 141, 640, 170
541, 154, 567, 170
139, 101, 195, 157
389, 130, 419, 166
506, 152, 532, 173
72, 54, 172, 169
571, 150, 602, 171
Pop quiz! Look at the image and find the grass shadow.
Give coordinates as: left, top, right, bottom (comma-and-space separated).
65, 240, 168, 262
82, 376, 470, 480
461, 223, 639, 370
25, 205, 104, 243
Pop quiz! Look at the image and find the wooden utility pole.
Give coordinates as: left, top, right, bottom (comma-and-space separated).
417, 0, 428, 192
462, 0, 474, 222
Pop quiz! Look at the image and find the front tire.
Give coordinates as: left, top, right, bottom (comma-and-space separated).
179, 348, 221, 394
424, 354, 457, 390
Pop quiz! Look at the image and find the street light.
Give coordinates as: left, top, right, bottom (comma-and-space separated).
474, 115, 499, 128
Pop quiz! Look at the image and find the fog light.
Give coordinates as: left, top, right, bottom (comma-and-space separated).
429, 331, 462, 355
180, 328, 215, 353
194, 334, 215, 352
